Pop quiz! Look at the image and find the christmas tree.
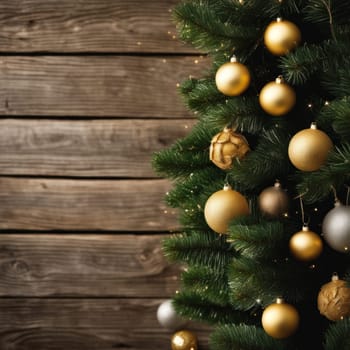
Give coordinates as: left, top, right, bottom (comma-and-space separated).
153, 1, 350, 349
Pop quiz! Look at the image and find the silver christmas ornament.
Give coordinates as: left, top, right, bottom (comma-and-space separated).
322, 201, 350, 253
157, 299, 188, 330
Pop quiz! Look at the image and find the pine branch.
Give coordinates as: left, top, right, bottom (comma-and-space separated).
173, 0, 260, 54
210, 324, 294, 350
280, 43, 327, 85
152, 121, 219, 180
162, 230, 235, 271
179, 78, 267, 134
173, 290, 255, 325
295, 144, 350, 204
227, 217, 297, 260
181, 266, 230, 305
318, 97, 350, 141
324, 318, 350, 350
228, 127, 293, 192
228, 256, 314, 309
303, 0, 350, 26
323, 68, 350, 97
165, 167, 224, 209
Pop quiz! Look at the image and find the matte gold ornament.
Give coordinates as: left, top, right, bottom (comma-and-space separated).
204, 184, 250, 234
209, 127, 250, 170
215, 56, 250, 96
264, 18, 301, 56
317, 274, 350, 321
171, 330, 198, 350
289, 225, 323, 262
288, 122, 333, 172
258, 181, 289, 217
259, 76, 296, 116
262, 298, 300, 339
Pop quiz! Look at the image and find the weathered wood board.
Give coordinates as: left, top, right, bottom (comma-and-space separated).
0, 298, 211, 350
0, 55, 207, 117
0, 178, 178, 231
0, 234, 181, 297
0, 0, 196, 53
0, 119, 195, 177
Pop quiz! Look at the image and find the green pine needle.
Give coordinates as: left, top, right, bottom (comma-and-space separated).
210, 324, 294, 350
324, 318, 350, 350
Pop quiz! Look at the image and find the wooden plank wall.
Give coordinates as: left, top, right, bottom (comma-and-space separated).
0, 1, 211, 349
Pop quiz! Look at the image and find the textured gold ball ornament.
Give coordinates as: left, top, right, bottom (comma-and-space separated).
289, 225, 323, 262
317, 274, 350, 321
258, 181, 289, 217
264, 18, 301, 56
204, 184, 250, 234
171, 330, 198, 350
288, 122, 333, 172
215, 56, 251, 96
209, 127, 250, 170
259, 76, 296, 116
262, 298, 300, 339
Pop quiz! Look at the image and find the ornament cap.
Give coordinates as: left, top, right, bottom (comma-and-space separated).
276, 297, 284, 304
274, 180, 281, 188
223, 184, 232, 191
276, 17, 282, 22
230, 55, 237, 63
334, 199, 342, 207
310, 122, 318, 130
275, 75, 284, 84
302, 225, 309, 232
332, 273, 339, 281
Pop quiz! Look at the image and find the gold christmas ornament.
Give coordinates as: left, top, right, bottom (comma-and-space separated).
261, 298, 300, 339
215, 56, 251, 96
259, 76, 296, 116
317, 274, 350, 321
289, 225, 323, 262
264, 18, 301, 56
209, 127, 250, 170
204, 184, 250, 234
258, 181, 289, 217
288, 122, 333, 172
171, 330, 198, 350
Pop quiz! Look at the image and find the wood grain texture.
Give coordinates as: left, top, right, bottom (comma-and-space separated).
0, 119, 195, 177
0, 178, 178, 231
0, 55, 207, 117
0, 0, 196, 53
0, 234, 182, 297
0, 298, 211, 350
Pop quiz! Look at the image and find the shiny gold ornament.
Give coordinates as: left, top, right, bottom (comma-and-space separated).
289, 225, 323, 262
204, 184, 250, 234
317, 274, 350, 321
262, 298, 300, 339
215, 56, 250, 96
209, 127, 250, 170
288, 122, 333, 172
258, 181, 289, 218
259, 76, 296, 116
264, 18, 301, 56
171, 330, 198, 350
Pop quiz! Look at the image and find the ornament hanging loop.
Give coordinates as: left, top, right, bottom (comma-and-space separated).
296, 193, 309, 226
330, 185, 339, 204
345, 185, 350, 206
